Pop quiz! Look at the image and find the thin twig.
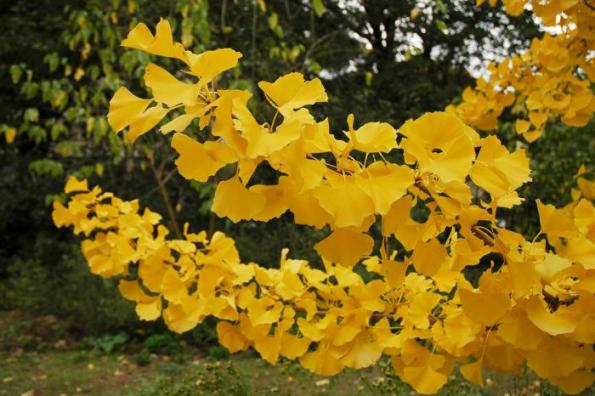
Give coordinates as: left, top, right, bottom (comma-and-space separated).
149, 160, 183, 239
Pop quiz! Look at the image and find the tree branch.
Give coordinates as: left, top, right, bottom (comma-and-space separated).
149, 159, 182, 239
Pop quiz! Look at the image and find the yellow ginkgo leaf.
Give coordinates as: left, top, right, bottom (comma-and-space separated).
211, 176, 267, 222
535, 253, 572, 282
249, 184, 289, 221
515, 119, 530, 134
548, 370, 595, 395
284, 187, 332, 229
280, 333, 310, 359
340, 333, 383, 369
523, 127, 544, 143
400, 112, 478, 183
433, 311, 481, 355
458, 288, 510, 326
51, 201, 74, 228
536, 199, 577, 238
402, 365, 448, 395
253, 333, 282, 364
410, 239, 448, 277
258, 72, 328, 116
314, 228, 374, 267
469, 136, 531, 202
139, 254, 168, 293
160, 99, 219, 134
572, 198, 594, 232
564, 236, 595, 270
65, 177, 89, 193
460, 360, 484, 386
351, 122, 398, 153
382, 196, 427, 250
186, 48, 243, 82
525, 337, 584, 378
144, 63, 199, 107
356, 163, 414, 215
136, 298, 162, 321
160, 268, 187, 304
525, 296, 577, 336
502, 0, 526, 16
407, 292, 441, 329
300, 344, 345, 376
497, 308, 546, 350
247, 298, 283, 326
126, 105, 170, 143
216, 321, 250, 353
236, 158, 262, 185
119, 279, 152, 302
211, 90, 251, 153
372, 318, 402, 349
160, 113, 197, 134
171, 133, 237, 182
4, 127, 16, 143
384, 259, 407, 288
108, 87, 152, 132
332, 318, 363, 347
163, 303, 200, 333
313, 179, 375, 229
121, 19, 187, 62
244, 120, 302, 158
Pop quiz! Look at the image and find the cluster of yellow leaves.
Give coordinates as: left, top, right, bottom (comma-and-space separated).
52, 18, 595, 395
54, 170, 595, 394
451, 0, 594, 141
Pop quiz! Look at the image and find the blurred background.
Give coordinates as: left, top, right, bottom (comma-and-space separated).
0, 1, 592, 394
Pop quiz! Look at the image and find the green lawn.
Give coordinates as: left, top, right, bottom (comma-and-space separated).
0, 311, 575, 396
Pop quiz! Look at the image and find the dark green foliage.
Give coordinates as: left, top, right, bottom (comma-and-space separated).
134, 360, 257, 396
89, 332, 129, 355
135, 349, 152, 366
0, 243, 139, 335
207, 345, 230, 360
143, 333, 182, 356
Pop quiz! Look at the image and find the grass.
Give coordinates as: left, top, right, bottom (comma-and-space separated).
0, 311, 583, 396
0, 349, 373, 396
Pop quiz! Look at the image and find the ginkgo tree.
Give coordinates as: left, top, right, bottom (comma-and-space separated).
53, 1, 594, 394
452, 0, 594, 141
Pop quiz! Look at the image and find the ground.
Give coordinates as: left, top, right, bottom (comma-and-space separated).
0, 311, 577, 396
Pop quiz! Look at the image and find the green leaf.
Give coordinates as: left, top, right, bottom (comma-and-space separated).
44, 53, 60, 73
307, 60, 321, 73
27, 125, 47, 144
29, 159, 63, 177
312, 0, 326, 17
52, 90, 68, 110
77, 165, 96, 179
182, 18, 194, 48
24, 108, 39, 123
55, 141, 81, 157
268, 12, 279, 30
51, 122, 67, 140
21, 82, 39, 100
9, 65, 23, 84
435, 0, 447, 14
435, 19, 448, 32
